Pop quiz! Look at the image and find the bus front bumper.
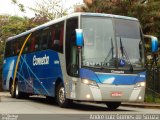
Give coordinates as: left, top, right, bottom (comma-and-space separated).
74, 83, 145, 102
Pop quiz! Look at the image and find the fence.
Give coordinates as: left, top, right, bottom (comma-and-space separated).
145, 55, 160, 103
0, 65, 2, 91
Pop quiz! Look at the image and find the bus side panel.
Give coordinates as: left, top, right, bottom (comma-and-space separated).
2, 57, 17, 90
17, 50, 63, 97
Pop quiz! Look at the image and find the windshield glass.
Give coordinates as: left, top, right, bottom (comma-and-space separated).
81, 16, 144, 69
115, 19, 144, 68
82, 17, 116, 68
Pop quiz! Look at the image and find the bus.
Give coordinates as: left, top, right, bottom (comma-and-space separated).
2, 13, 158, 110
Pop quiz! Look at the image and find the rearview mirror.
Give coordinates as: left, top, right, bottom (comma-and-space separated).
75, 29, 83, 47
144, 35, 158, 53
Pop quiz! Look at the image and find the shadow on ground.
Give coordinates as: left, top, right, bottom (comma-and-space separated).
26, 96, 132, 112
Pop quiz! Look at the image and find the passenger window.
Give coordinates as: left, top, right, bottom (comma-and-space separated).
29, 36, 36, 52
48, 27, 55, 49
5, 41, 12, 57
10, 41, 15, 56
24, 36, 31, 54
48, 21, 64, 53
17, 38, 23, 54
34, 32, 41, 51
41, 29, 50, 50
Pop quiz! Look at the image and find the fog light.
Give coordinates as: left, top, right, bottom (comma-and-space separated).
138, 96, 142, 100
86, 94, 91, 99
82, 79, 98, 86
135, 82, 146, 88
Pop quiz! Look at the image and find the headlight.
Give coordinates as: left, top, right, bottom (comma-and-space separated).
135, 82, 146, 88
81, 79, 97, 86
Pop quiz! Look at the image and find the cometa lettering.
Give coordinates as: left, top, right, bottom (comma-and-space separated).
33, 54, 49, 66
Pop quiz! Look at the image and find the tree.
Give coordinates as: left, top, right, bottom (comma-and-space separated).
11, 0, 25, 13
30, 0, 68, 20
11, 0, 68, 20
83, 0, 160, 39
0, 15, 38, 62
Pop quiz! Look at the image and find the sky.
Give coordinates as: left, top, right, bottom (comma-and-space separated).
0, 0, 83, 18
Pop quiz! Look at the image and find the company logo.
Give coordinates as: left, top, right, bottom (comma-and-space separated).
111, 70, 124, 74
33, 54, 49, 66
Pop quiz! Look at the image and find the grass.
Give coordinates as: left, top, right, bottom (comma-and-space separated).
145, 91, 160, 103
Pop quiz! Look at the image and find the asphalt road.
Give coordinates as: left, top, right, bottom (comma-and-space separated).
0, 92, 160, 120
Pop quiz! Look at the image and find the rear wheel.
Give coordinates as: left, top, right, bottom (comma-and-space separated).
9, 79, 13, 94
10, 81, 16, 98
56, 83, 72, 107
15, 81, 29, 99
106, 102, 121, 111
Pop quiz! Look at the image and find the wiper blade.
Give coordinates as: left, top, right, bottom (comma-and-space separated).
120, 38, 124, 57
119, 37, 133, 72
111, 37, 114, 59
104, 38, 114, 64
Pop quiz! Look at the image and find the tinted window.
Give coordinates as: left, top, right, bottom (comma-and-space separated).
48, 21, 64, 53
115, 19, 140, 39
40, 28, 50, 50
65, 17, 78, 76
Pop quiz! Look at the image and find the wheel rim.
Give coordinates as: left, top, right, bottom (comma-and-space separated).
58, 87, 65, 104
15, 83, 18, 97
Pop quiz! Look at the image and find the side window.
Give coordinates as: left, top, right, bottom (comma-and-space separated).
10, 40, 15, 56
23, 36, 30, 54
34, 32, 41, 51
27, 32, 40, 53
14, 40, 19, 55
48, 21, 64, 53
5, 38, 23, 57
48, 26, 55, 50
17, 38, 23, 55
65, 17, 78, 76
5, 41, 11, 57
29, 36, 36, 52
40, 28, 50, 50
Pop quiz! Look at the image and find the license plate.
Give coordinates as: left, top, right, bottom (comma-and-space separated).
111, 92, 122, 97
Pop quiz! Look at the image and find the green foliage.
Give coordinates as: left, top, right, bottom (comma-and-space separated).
11, 0, 17, 4
0, 14, 41, 90
10, 0, 68, 20
11, 0, 25, 13
145, 88, 160, 103
18, 4, 25, 12
30, 0, 68, 20
0, 15, 38, 65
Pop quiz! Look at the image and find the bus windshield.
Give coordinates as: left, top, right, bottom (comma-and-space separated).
82, 16, 144, 69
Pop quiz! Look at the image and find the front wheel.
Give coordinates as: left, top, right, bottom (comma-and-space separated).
106, 102, 121, 111
56, 83, 72, 107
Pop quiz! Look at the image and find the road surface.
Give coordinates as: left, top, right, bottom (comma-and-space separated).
0, 92, 160, 120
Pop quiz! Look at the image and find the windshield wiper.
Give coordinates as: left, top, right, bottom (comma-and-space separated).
119, 37, 133, 72
104, 38, 114, 64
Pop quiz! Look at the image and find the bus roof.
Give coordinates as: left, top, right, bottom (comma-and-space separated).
6, 12, 138, 42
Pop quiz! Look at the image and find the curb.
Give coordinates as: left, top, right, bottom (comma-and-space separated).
121, 103, 160, 109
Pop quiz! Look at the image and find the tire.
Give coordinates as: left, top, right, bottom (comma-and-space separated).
10, 81, 16, 98
15, 81, 22, 99
15, 81, 29, 99
56, 83, 72, 108
9, 79, 13, 94
106, 102, 121, 111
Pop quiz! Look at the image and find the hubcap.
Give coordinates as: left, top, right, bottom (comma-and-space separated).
59, 87, 65, 104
